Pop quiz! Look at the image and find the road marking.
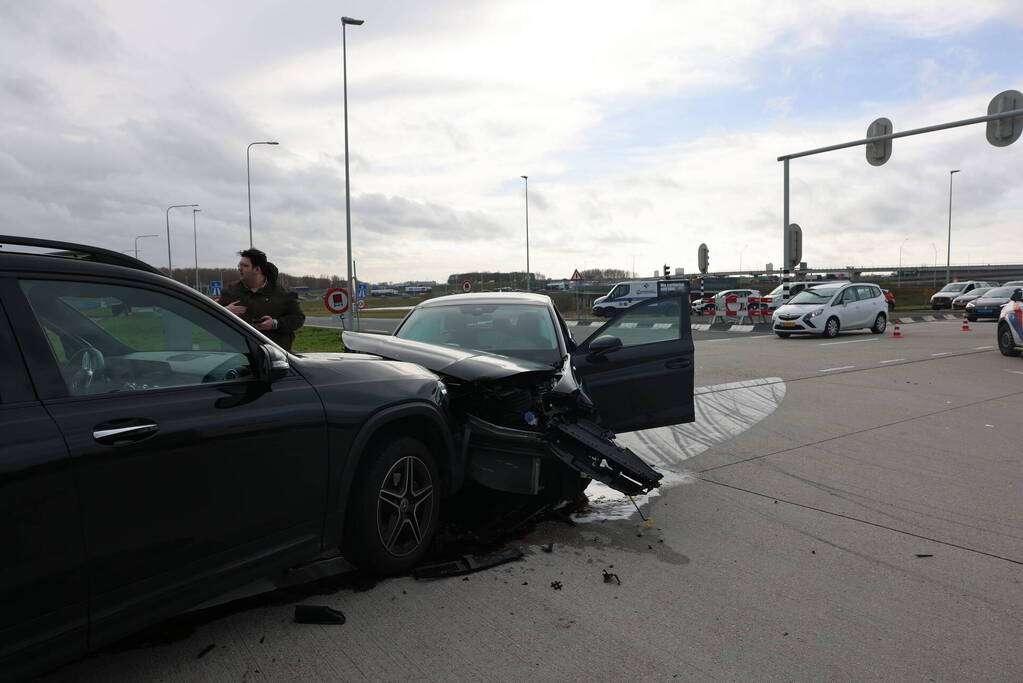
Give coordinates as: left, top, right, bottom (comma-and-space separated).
819, 366, 856, 372
931, 352, 949, 356
878, 358, 907, 364
1006, 370, 1023, 376
820, 338, 878, 346
975, 346, 993, 350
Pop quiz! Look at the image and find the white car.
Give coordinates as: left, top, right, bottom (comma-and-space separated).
997, 287, 1023, 357
772, 282, 888, 338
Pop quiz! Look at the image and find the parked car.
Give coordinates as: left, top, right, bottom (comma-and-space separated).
759, 282, 812, 313
965, 286, 1019, 321
997, 288, 1023, 356
952, 286, 994, 310
0, 236, 696, 678
930, 281, 999, 309
772, 282, 888, 338
882, 289, 895, 311
1002, 280, 1023, 287
343, 291, 695, 495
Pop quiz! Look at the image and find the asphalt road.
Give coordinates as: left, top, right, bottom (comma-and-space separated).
46, 318, 1023, 681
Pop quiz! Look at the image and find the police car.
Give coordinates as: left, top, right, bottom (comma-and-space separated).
997, 287, 1023, 357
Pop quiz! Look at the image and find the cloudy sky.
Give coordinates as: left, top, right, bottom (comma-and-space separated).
3, 0, 1022, 283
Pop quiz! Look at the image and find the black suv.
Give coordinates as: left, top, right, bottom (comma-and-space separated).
0, 236, 457, 678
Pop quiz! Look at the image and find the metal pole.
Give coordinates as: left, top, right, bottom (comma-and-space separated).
782, 159, 790, 304
192, 208, 201, 290
521, 175, 530, 292
341, 17, 364, 329
947, 172, 952, 282
246, 141, 279, 249
165, 204, 198, 277
135, 234, 159, 260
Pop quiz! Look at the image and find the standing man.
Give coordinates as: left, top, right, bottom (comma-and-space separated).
219, 248, 305, 351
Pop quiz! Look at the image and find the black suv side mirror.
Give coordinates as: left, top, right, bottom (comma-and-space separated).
1012, 288, 1023, 302
258, 343, 290, 381
587, 334, 623, 361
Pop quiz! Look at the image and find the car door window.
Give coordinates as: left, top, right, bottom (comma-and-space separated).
19, 279, 253, 396
596, 296, 683, 348
856, 286, 874, 300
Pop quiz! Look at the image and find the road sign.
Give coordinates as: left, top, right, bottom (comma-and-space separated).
461, 280, 472, 293
987, 89, 1023, 147
357, 282, 368, 299
866, 117, 893, 166
209, 280, 222, 298
357, 298, 366, 310
570, 269, 584, 281
787, 224, 802, 269
698, 243, 709, 274
324, 287, 350, 314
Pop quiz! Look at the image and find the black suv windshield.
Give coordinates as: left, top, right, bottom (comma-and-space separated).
396, 303, 561, 365
788, 287, 841, 305
939, 283, 968, 293
979, 287, 1014, 298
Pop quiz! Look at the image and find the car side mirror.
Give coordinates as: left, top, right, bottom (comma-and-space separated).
587, 334, 623, 361
258, 343, 290, 381
1012, 288, 1023, 302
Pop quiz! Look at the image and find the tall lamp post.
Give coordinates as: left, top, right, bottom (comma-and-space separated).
738, 243, 748, 280
520, 175, 530, 291
947, 169, 960, 283
898, 237, 909, 287
134, 234, 159, 260
165, 204, 199, 276
247, 141, 279, 248
192, 209, 202, 290
341, 15, 364, 329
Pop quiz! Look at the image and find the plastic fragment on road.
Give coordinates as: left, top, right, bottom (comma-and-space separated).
602, 569, 621, 585
550, 580, 563, 590
294, 605, 347, 625
412, 548, 524, 579
197, 644, 216, 659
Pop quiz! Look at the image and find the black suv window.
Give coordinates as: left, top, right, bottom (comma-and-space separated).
19, 280, 253, 396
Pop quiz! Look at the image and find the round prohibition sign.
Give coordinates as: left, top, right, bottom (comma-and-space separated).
461, 280, 473, 293
324, 287, 350, 314
357, 298, 366, 310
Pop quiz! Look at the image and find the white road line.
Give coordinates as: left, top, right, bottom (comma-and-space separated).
1006, 370, 1023, 376
975, 346, 994, 350
820, 338, 879, 346
878, 358, 907, 364
931, 352, 949, 356
819, 365, 856, 372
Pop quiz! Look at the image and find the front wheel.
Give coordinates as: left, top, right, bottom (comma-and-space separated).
343, 436, 440, 575
823, 316, 840, 339
870, 312, 887, 334
999, 324, 1022, 357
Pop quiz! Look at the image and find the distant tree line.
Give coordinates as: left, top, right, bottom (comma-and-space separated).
446, 271, 548, 290
164, 267, 344, 290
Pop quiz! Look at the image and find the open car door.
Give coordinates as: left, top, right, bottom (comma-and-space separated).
571, 294, 694, 433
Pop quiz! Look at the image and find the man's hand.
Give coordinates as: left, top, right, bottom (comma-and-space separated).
253, 315, 275, 332
225, 301, 247, 317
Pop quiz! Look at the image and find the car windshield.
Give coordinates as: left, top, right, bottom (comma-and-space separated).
939, 283, 968, 292
962, 288, 991, 298
788, 287, 841, 304
395, 303, 561, 365
979, 287, 1014, 298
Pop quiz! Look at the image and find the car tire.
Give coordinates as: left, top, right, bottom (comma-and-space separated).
823, 317, 840, 339
343, 435, 440, 575
999, 323, 1021, 357
870, 312, 887, 334
775, 331, 791, 338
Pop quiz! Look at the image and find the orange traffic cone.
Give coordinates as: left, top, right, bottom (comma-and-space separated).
961, 314, 971, 331
892, 320, 902, 338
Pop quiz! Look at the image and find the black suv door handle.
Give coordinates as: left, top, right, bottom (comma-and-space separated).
666, 358, 692, 370
93, 421, 159, 445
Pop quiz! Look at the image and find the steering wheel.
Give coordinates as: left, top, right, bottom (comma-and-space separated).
67, 346, 106, 394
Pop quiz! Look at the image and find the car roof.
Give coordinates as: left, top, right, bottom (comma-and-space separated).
414, 292, 553, 308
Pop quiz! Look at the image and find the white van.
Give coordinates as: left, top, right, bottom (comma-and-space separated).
592, 280, 659, 316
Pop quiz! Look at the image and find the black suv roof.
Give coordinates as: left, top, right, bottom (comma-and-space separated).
0, 235, 164, 276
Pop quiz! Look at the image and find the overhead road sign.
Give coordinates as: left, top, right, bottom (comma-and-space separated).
324, 287, 350, 314
866, 117, 893, 166
698, 244, 709, 274
987, 89, 1023, 147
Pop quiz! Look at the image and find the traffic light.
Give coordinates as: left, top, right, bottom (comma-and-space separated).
663, 264, 670, 278
698, 243, 709, 274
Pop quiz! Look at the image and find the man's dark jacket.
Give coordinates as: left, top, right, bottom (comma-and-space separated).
218, 262, 305, 351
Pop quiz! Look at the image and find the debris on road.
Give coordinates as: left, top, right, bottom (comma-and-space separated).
915, 553, 934, 558
551, 581, 563, 590
293, 605, 347, 625
602, 569, 621, 585
197, 644, 216, 659
413, 548, 524, 579
542, 542, 554, 553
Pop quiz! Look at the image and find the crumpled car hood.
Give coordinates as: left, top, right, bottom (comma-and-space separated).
342, 331, 558, 383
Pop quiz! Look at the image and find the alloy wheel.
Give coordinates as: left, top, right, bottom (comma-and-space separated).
376, 455, 435, 558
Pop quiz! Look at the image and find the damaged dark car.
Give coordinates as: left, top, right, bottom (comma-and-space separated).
343, 291, 695, 508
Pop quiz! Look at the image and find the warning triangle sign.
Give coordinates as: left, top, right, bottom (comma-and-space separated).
570, 269, 584, 281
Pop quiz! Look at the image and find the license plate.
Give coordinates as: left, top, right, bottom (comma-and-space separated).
979, 309, 992, 314
780, 322, 796, 327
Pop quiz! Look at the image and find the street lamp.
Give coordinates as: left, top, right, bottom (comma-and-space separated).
521, 175, 530, 291
192, 208, 202, 290
947, 169, 960, 283
247, 141, 279, 248
738, 243, 748, 278
165, 204, 199, 276
134, 234, 159, 260
341, 15, 364, 329
898, 237, 909, 287
931, 243, 938, 287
